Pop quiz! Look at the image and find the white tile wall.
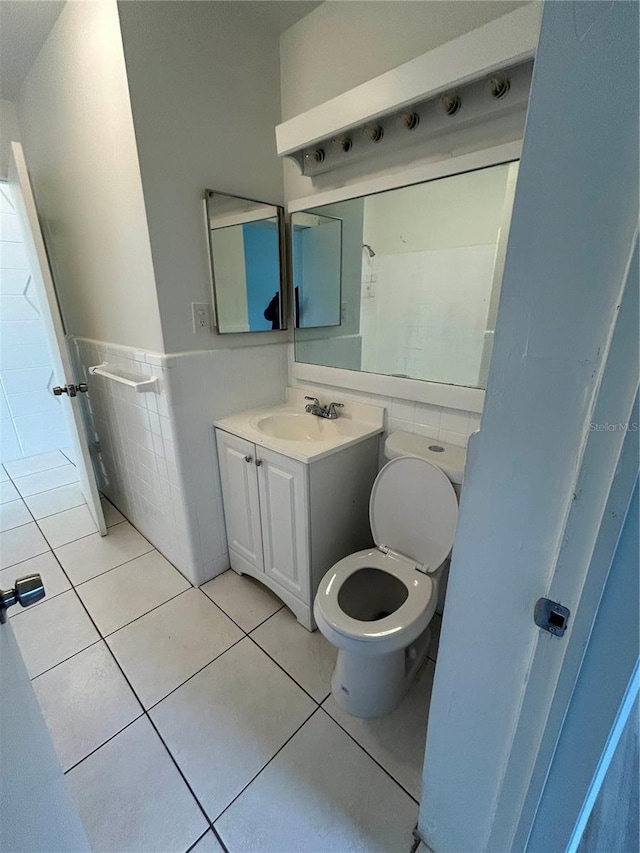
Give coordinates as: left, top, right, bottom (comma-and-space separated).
71, 337, 287, 587
290, 372, 482, 449
0, 184, 70, 462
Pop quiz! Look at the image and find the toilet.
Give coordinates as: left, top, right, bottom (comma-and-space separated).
314, 431, 464, 718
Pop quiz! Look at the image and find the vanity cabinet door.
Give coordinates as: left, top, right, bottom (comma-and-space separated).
257, 447, 310, 602
216, 430, 264, 571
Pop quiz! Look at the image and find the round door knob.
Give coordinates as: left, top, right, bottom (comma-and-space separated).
0, 574, 45, 623
14, 574, 46, 607
244, 455, 252, 463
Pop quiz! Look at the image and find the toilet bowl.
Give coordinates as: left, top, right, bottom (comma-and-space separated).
314, 434, 461, 718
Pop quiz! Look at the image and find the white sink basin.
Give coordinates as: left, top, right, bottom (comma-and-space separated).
214, 389, 384, 464
253, 412, 361, 442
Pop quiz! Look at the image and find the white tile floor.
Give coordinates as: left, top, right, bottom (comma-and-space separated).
3, 450, 440, 853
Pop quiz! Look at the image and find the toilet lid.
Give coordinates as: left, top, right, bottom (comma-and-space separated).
370, 456, 458, 573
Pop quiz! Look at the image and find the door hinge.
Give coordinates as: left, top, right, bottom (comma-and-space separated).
52, 383, 88, 398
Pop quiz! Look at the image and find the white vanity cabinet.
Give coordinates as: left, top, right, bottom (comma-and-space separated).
215, 426, 380, 630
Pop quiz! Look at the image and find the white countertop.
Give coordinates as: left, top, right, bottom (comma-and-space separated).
214, 388, 384, 464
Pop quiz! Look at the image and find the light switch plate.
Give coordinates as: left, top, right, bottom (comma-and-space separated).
192, 302, 212, 334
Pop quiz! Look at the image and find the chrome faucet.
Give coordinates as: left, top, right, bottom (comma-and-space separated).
304, 396, 344, 420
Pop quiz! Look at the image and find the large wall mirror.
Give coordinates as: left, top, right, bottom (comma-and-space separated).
205, 190, 287, 333
293, 160, 519, 389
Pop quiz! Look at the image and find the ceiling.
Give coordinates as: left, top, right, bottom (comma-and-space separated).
0, 1, 319, 103
234, 1, 321, 33
0, 1, 65, 100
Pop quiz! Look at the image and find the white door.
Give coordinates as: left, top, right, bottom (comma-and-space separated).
8, 142, 105, 535
527, 461, 638, 852
257, 447, 309, 602
216, 429, 263, 569
0, 617, 89, 851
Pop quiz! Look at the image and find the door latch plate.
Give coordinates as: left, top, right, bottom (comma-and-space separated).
534, 597, 570, 637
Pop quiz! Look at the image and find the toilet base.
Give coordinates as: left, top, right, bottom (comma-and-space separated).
331, 625, 432, 718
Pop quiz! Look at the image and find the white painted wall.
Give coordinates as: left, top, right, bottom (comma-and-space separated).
15, 1, 162, 353
280, 1, 533, 201
0, 183, 70, 461
109, 2, 294, 585
280, 1, 526, 121
117, 1, 289, 354
418, 2, 639, 850
0, 100, 21, 180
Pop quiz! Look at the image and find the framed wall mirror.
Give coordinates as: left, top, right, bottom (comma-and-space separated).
293, 160, 519, 389
205, 190, 287, 333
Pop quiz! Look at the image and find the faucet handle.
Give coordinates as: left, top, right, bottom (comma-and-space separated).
304, 396, 320, 404
327, 402, 344, 418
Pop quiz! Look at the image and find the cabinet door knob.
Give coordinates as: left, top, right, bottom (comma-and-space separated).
255, 459, 262, 467
244, 455, 252, 463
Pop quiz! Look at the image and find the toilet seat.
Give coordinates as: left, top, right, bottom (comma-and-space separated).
370, 456, 458, 573
313, 548, 437, 654
314, 456, 458, 655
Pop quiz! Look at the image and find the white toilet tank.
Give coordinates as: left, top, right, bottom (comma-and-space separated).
384, 431, 465, 498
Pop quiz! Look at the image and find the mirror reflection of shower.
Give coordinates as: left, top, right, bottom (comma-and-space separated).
362, 244, 376, 303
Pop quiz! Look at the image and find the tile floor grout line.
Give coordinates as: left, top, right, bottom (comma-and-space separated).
211, 706, 322, 829
198, 582, 285, 636
0, 518, 36, 535
184, 827, 214, 853
62, 710, 146, 775
247, 602, 286, 632
46, 542, 236, 835
4, 457, 73, 480
63, 567, 318, 844
59, 449, 76, 466
143, 633, 247, 713
245, 633, 323, 707
144, 711, 219, 836
209, 825, 231, 853
99, 587, 192, 639
28, 500, 88, 521
27, 637, 104, 681
316, 705, 420, 805
55, 565, 215, 837
35, 515, 127, 552
196, 585, 250, 635
65, 542, 157, 589
0, 545, 50, 574
12, 472, 81, 500
2, 465, 82, 543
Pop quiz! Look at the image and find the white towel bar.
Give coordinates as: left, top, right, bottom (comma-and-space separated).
88, 363, 157, 392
